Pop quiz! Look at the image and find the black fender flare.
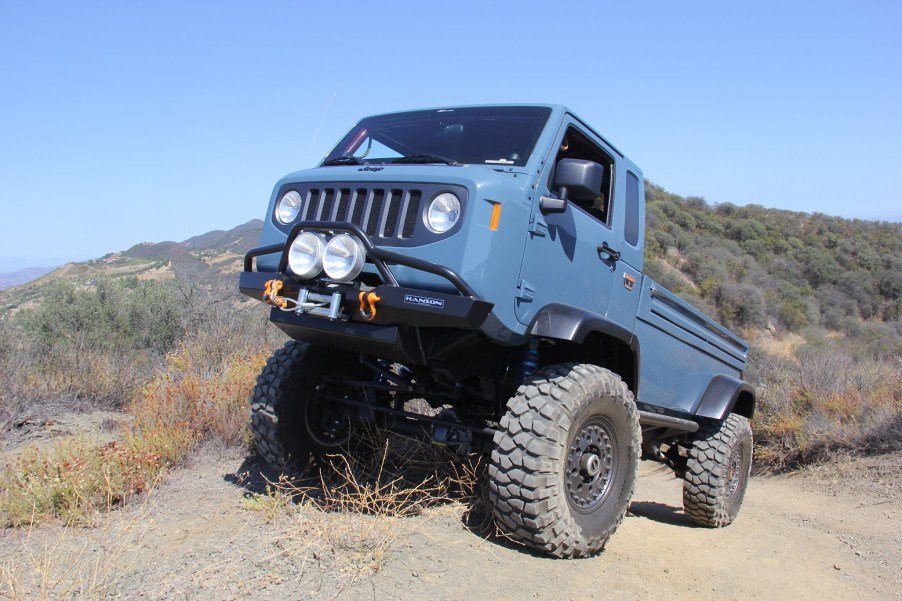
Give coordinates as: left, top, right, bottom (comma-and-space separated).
694, 374, 756, 420
527, 303, 640, 392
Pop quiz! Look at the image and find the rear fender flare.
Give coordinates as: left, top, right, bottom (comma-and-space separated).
694, 375, 756, 420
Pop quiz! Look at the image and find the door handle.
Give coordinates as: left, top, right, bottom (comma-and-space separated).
597, 242, 621, 261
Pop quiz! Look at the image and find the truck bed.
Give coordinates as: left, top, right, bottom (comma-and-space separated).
632, 276, 750, 416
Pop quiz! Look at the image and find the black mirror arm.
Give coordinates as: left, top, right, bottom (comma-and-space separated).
539, 186, 569, 214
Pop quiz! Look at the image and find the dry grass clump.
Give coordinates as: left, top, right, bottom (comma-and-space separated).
752, 343, 902, 470
242, 430, 487, 582
0, 497, 153, 600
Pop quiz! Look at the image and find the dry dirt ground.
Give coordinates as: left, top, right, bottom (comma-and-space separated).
1, 427, 900, 600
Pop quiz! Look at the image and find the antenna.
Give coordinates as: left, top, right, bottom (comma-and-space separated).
306, 85, 340, 161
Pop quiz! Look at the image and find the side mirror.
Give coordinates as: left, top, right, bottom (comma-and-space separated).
553, 158, 603, 201
540, 158, 604, 214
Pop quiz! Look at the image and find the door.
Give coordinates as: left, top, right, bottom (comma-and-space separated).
515, 120, 625, 327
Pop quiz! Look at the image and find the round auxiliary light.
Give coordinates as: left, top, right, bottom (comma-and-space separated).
323, 234, 366, 281
426, 192, 461, 233
276, 190, 302, 224
287, 231, 324, 279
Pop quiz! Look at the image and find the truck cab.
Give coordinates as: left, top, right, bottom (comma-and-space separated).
240, 104, 756, 558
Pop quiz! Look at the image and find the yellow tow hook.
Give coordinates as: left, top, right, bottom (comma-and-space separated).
263, 279, 288, 309
358, 291, 381, 321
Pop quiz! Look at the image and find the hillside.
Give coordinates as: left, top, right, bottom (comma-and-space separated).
643, 183, 901, 357
0, 219, 264, 311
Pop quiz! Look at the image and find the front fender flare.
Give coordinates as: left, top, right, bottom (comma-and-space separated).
527, 303, 640, 392
528, 303, 636, 348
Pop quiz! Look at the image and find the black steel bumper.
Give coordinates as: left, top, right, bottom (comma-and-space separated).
239, 221, 494, 363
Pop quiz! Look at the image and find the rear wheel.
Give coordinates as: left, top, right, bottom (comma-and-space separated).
682, 413, 753, 527
489, 363, 640, 558
250, 340, 364, 471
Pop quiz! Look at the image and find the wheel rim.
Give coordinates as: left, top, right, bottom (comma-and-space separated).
726, 445, 745, 499
566, 418, 617, 512
305, 385, 352, 448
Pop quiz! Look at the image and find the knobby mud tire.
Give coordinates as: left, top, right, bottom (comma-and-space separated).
250, 340, 359, 472
489, 363, 641, 558
682, 413, 753, 527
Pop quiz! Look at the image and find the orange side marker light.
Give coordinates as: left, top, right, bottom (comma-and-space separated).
489, 203, 502, 231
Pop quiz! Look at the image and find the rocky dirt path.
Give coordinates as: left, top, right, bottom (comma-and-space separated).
2, 447, 899, 600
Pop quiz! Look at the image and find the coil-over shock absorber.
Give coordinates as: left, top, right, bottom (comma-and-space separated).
518, 338, 541, 385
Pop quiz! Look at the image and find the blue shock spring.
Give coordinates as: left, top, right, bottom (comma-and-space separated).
518, 338, 540, 385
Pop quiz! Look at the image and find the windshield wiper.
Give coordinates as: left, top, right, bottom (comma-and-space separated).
322, 155, 363, 166
389, 153, 461, 166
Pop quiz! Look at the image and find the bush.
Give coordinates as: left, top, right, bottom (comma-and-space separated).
779, 297, 810, 330
715, 282, 766, 329
16, 278, 183, 356
0, 274, 283, 527
6, 278, 186, 406
132, 343, 268, 450
0, 430, 194, 527
751, 342, 902, 470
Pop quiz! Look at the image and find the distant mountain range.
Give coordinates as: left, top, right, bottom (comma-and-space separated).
116, 218, 263, 260
0, 267, 57, 291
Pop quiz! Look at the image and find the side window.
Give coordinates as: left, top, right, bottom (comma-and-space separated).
549, 126, 614, 224
625, 171, 640, 246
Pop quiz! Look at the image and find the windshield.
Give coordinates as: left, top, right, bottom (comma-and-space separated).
322, 106, 552, 167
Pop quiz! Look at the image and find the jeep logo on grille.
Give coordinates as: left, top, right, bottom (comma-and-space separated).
404, 294, 445, 309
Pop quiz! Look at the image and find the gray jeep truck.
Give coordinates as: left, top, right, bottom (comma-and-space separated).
239, 105, 755, 558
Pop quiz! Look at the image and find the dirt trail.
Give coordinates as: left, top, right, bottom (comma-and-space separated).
2, 448, 899, 600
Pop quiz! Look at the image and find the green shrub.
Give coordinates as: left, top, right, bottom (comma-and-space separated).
16, 278, 183, 356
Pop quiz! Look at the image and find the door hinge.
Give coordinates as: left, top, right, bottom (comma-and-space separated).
528, 214, 548, 237
516, 279, 536, 300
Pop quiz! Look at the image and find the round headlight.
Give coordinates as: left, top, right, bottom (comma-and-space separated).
276, 190, 302, 224
426, 192, 461, 233
323, 234, 366, 281
287, 232, 324, 279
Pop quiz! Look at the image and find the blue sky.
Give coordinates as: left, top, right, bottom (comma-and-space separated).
1, 1, 900, 270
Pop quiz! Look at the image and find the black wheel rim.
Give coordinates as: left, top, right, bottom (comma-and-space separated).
566, 417, 617, 512
305, 384, 352, 448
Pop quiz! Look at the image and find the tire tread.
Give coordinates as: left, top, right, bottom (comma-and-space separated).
489, 363, 640, 558
682, 413, 753, 527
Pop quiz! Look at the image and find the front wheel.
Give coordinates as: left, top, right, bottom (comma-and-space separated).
682, 413, 753, 527
250, 340, 364, 472
489, 363, 640, 558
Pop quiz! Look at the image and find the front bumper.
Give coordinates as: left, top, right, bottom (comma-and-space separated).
239, 221, 494, 363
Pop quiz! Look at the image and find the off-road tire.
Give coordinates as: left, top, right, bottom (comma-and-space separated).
250, 340, 361, 472
682, 413, 753, 527
489, 363, 641, 558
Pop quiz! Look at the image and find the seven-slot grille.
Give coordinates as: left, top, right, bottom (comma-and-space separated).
275, 182, 468, 246
299, 186, 422, 240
